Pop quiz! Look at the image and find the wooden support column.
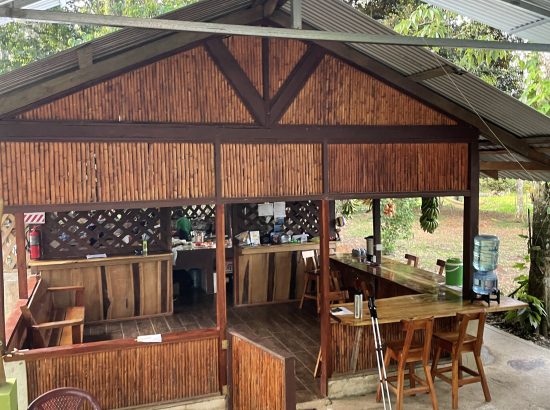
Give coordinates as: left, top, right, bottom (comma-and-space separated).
463, 141, 479, 300
319, 199, 330, 396
215, 204, 228, 392
159, 207, 172, 252
372, 199, 382, 265
15, 212, 28, 299
0, 199, 5, 352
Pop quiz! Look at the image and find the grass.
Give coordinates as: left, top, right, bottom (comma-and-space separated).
479, 193, 530, 215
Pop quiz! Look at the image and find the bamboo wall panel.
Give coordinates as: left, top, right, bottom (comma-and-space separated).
329, 143, 468, 194
231, 333, 293, 410
281, 55, 457, 126
25, 335, 219, 409
17, 47, 254, 123
223, 36, 263, 95
269, 39, 308, 98
331, 317, 456, 374
0, 142, 214, 206
221, 144, 322, 198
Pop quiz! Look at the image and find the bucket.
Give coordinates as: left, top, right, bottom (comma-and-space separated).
445, 258, 463, 286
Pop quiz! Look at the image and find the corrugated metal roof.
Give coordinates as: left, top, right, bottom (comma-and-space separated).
0, 0, 251, 94
423, 0, 550, 43
1, 0, 549, 180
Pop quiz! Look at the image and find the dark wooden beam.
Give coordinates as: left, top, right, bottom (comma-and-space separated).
0, 121, 478, 144
268, 45, 325, 125
269, 12, 550, 167
159, 208, 172, 252
15, 213, 28, 299
480, 161, 550, 171
481, 170, 499, 179
0, 6, 266, 119
205, 38, 267, 126
372, 199, 382, 265
215, 204, 228, 392
319, 199, 331, 396
463, 142, 479, 300
407, 66, 463, 82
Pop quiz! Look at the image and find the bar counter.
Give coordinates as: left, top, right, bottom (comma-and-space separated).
328, 253, 527, 374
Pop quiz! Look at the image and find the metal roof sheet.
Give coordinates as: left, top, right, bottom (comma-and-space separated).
423, 0, 550, 43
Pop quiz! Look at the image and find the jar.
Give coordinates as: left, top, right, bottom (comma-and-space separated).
473, 235, 499, 272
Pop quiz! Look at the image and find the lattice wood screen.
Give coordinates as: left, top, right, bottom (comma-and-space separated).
1, 214, 17, 272
233, 201, 321, 238
42, 209, 167, 259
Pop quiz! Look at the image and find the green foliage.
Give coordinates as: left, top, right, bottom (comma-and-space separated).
505, 274, 548, 333
381, 198, 418, 254
340, 199, 361, 218
479, 177, 517, 194
519, 54, 550, 115
0, 0, 198, 75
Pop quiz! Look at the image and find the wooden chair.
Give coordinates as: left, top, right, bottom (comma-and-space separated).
299, 250, 320, 313
431, 311, 491, 409
405, 253, 419, 268
436, 259, 446, 275
28, 387, 102, 409
376, 317, 438, 410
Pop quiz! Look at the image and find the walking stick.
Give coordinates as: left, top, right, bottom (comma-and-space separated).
368, 296, 392, 410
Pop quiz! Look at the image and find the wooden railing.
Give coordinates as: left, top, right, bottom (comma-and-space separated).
230, 330, 295, 410
5, 329, 220, 409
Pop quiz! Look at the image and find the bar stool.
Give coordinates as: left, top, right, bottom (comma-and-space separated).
431, 311, 491, 409
376, 317, 438, 410
299, 250, 320, 313
405, 253, 419, 268
436, 259, 446, 275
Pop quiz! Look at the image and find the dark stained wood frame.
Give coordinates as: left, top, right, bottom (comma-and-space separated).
463, 141, 480, 300
15, 212, 28, 299
319, 199, 331, 396
215, 204, 228, 391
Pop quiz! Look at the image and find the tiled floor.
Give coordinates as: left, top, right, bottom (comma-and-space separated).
84, 293, 322, 402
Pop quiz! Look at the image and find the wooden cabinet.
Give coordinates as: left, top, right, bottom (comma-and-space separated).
30, 254, 173, 322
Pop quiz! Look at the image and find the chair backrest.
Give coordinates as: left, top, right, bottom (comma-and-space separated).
400, 317, 434, 365
302, 250, 319, 272
436, 259, 446, 275
456, 310, 486, 355
28, 387, 102, 410
405, 253, 419, 268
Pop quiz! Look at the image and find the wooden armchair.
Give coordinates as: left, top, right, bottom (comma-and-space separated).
21, 279, 86, 348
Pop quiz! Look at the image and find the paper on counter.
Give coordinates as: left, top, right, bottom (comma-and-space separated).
86, 253, 107, 259
137, 334, 162, 343
330, 306, 353, 316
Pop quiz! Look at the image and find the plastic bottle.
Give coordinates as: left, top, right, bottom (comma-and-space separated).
354, 276, 363, 319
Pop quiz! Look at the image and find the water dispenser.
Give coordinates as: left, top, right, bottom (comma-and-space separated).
471, 235, 500, 305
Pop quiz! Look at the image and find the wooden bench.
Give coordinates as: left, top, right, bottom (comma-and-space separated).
21, 279, 85, 348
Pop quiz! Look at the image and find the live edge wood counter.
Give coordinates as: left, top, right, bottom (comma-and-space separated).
29, 253, 173, 322
234, 242, 336, 306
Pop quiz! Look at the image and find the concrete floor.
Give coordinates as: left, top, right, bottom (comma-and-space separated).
321, 325, 550, 410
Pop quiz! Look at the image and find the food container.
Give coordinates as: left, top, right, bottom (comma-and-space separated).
280, 234, 291, 244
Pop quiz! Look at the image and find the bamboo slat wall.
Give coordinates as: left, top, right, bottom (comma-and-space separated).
269, 39, 307, 98
231, 332, 294, 410
221, 144, 323, 198
223, 36, 263, 95
0, 142, 214, 206
280, 55, 457, 126
330, 317, 456, 374
17, 46, 253, 123
25, 335, 219, 409
329, 143, 469, 194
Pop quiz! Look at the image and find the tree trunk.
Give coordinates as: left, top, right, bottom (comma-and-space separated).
516, 179, 524, 221
528, 182, 550, 336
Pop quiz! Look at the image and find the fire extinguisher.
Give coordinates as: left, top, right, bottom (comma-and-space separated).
29, 226, 41, 260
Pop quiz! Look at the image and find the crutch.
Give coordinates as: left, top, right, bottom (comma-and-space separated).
368, 296, 392, 410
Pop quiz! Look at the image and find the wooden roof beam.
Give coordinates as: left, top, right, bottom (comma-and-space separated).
480, 161, 550, 171
407, 66, 464, 82
268, 12, 550, 167
0, 5, 266, 119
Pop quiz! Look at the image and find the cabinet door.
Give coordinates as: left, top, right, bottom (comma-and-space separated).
139, 261, 162, 316
105, 264, 134, 319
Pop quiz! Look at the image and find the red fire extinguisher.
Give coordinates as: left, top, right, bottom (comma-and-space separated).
29, 226, 41, 260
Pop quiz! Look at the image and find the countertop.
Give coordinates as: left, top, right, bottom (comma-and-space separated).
29, 253, 173, 269
236, 241, 337, 256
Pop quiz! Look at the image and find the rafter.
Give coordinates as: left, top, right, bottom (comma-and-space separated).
480, 161, 550, 171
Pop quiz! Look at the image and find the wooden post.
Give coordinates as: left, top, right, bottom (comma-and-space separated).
159, 207, 172, 252
372, 199, 382, 265
463, 141, 479, 300
0, 198, 5, 353
215, 204, 228, 392
319, 199, 331, 396
15, 212, 28, 299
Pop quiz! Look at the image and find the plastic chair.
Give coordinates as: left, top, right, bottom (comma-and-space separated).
28, 388, 102, 410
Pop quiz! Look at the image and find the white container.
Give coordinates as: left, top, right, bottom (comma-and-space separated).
354, 294, 363, 319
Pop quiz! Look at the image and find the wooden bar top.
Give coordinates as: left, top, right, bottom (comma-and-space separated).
330, 253, 527, 326
331, 253, 445, 295
236, 241, 337, 256
29, 253, 173, 270
331, 293, 526, 326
